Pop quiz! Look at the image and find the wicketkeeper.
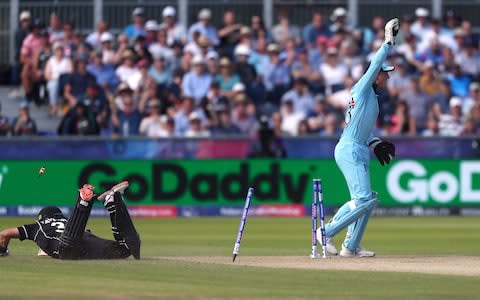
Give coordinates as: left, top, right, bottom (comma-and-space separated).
317, 18, 399, 257
0, 181, 141, 260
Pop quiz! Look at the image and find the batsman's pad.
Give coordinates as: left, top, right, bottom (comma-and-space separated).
113, 192, 141, 259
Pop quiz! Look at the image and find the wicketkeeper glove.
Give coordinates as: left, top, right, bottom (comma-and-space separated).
384, 18, 400, 45
0, 246, 9, 257
369, 138, 395, 166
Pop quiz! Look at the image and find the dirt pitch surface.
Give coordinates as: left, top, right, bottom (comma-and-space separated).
157, 256, 480, 277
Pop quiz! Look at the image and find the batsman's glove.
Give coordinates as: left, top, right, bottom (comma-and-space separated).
384, 18, 400, 45
0, 246, 9, 257
369, 138, 395, 166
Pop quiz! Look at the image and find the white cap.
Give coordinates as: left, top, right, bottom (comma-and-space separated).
145, 20, 160, 31
415, 7, 429, 18
232, 82, 246, 93
449, 96, 462, 107
234, 44, 251, 56
100, 32, 113, 42
331, 7, 347, 21
184, 43, 198, 55
19, 11, 31, 21
206, 51, 219, 61
192, 55, 205, 65
266, 43, 280, 53
188, 111, 201, 121
132, 7, 145, 16
198, 8, 211, 20
163, 6, 176, 17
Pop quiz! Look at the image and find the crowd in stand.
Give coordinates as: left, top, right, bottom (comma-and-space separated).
2, 6, 480, 138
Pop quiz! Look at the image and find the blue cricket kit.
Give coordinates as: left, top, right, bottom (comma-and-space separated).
324, 42, 392, 251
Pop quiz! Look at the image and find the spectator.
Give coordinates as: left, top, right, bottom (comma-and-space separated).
438, 97, 464, 136
387, 58, 410, 101
462, 82, 480, 115
248, 116, 287, 158
291, 48, 318, 83
303, 12, 331, 49
422, 115, 440, 136
144, 20, 160, 47
12, 103, 37, 136
124, 7, 146, 41
174, 96, 206, 135
116, 50, 142, 91
188, 9, 219, 46
455, 41, 480, 78
395, 14, 414, 46
248, 37, 269, 76
327, 75, 355, 110
87, 50, 119, 94
44, 42, 73, 116
13, 11, 31, 85
20, 19, 45, 101
461, 118, 477, 136
139, 99, 165, 137
216, 57, 241, 99
308, 35, 329, 71
63, 57, 96, 108
389, 100, 416, 136
86, 21, 108, 50
271, 11, 300, 47
161, 6, 187, 46
99, 32, 116, 65
0, 102, 12, 136
431, 79, 453, 113
270, 111, 289, 136
307, 95, 329, 133
263, 43, 290, 106
185, 112, 210, 137
320, 47, 348, 94
411, 7, 431, 42
132, 35, 151, 63
206, 51, 219, 76
419, 61, 442, 96
48, 13, 64, 43
182, 55, 213, 104
401, 77, 432, 132
149, 28, 174, 65
57, 102, 98, 135
297, 119, 313, 136
233, 45, 257, 86
231, 94, 258, 136
31, 31, 52, 106
250, 15, 270, 43
211, 108, 242, 136
83, 84, 106, 115
319, 113, 342, 137
279, 38, 298, 67
111, 83, 142, 136
448, 64, 471, 98
362, 16, 385, 54
329, 7, 350, 33
281, 77, 314, 114
218, 10, 242, 57
148, 52, 172, 86
61, 21, 76, 57
280, 99, 304, 136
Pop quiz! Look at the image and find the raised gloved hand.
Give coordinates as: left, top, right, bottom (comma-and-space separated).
369, 138, 395, 166
384, 18, 400, 45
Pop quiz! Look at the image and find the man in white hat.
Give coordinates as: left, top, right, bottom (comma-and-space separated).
317, 18, 400, 257
160, 6, 187, 46
438, 96, 465, 136
86, 21, 109, 50
182, 55, 213, 103
123, 7, 146, 40
13, 11, 32, 85
411, 7, 431, 40
188, 8, 219, 46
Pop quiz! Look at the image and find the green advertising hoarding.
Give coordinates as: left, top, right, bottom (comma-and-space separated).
0, 159, 479, 206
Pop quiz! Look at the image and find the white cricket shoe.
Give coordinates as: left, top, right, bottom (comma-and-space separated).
340, 244, 375, 257
316, 227, 338, 255
97, 181, 129, 202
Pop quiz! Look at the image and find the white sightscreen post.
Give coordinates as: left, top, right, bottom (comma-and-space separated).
432, 0, 442, 19
9, 0, 19, 65
348, 0, 358, 27
179, 0, 188, 32
93, 0, 103, 29
263, 0, 273, 29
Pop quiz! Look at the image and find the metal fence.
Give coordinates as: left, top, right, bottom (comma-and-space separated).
0, 0, 479, 67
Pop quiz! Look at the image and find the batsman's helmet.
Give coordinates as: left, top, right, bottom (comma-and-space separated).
38, 206, 65, 220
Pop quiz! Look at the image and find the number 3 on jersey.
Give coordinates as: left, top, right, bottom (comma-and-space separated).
345, 98, 356, 125
51, 221, 65, 233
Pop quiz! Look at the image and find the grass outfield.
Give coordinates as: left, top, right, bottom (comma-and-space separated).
1, 216, 480, 299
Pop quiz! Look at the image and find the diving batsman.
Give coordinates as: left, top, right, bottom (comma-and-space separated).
317, 18, 399, 257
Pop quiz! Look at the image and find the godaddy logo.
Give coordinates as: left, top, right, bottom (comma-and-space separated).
0, 165, 8, 190
386, 160, 480, 204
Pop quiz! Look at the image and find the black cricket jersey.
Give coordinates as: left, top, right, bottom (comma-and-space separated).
18, 217, 68, 258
